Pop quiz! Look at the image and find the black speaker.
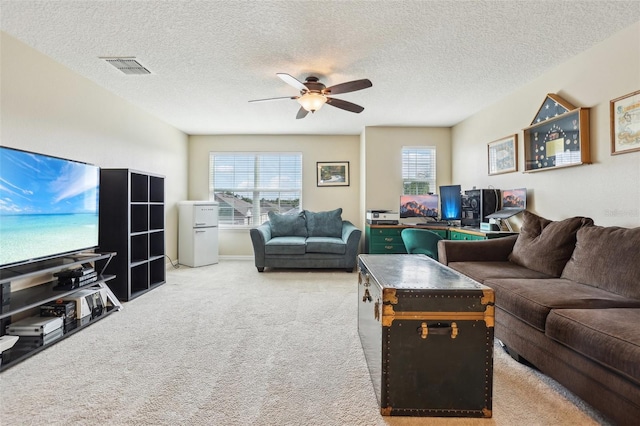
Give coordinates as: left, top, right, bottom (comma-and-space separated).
461, 189, 500, 227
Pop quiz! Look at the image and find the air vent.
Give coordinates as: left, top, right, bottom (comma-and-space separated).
101, 57, 151, 75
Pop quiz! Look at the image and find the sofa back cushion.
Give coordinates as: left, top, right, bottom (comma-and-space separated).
508, 211, 593, 277
561, 225, 640, 299
268, 211, 307, 237
305, 208, 343, 238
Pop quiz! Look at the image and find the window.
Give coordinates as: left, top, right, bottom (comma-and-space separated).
209, 152, 302, 226
402, 146, 436, 195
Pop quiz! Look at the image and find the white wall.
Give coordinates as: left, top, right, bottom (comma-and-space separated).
361, 126, 452, 225
188, 134, 360, 257
1, 32, 189, 262
452, 22, 640, 228
6, 19, 636, 268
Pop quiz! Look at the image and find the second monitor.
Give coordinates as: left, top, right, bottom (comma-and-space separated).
400, 194, 439, 221
439, 185, 462, 221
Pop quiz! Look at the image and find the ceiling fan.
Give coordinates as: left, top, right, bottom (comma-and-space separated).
249, 73, 372, 119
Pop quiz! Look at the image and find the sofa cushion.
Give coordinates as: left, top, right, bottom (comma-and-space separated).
486, 278, 640, 331
268, 211, 307, 238
561, 225, 640, 299
546, 308, 640, 384
305, 237, 346, 255
508, 211, 593, 277
447, 261, 552, 284
305, 208, 343, 238
265, 236, 307, 255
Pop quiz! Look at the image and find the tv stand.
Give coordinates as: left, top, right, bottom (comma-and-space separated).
0, 252, 118, 371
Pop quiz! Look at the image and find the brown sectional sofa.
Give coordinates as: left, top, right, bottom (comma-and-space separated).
437, 211, 640, 425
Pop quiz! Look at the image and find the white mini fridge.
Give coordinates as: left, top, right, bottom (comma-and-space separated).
178, 201, 219, 267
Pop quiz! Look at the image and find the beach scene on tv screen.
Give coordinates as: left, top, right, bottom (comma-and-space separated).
0, 148, 99, 266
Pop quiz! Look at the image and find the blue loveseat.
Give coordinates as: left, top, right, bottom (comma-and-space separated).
249, 208, 361, 272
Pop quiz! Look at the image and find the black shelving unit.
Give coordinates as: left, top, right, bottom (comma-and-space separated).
98, 169, 165, 301
0, 252, 118, 371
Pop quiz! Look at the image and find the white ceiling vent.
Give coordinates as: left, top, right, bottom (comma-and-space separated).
101, 57, 151, 75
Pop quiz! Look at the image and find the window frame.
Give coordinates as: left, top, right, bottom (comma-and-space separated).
209, 152, 303, 228
402, 146, 437, 195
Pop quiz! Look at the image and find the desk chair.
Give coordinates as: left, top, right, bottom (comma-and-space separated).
400, 228, 444, 261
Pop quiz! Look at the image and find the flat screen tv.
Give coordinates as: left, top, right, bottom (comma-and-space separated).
0, 146, 100, 268
400, 194, 439, 219
439, 185, 462, 220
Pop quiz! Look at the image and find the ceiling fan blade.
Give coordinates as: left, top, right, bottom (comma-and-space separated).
325, 79, 372, 95
296, 107, 309, 119
326, 97, 365, 113
277, 73, 308, 92
249, 96, 297, 103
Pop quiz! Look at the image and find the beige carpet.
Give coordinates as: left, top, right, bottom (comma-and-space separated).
1, 260, 610, 425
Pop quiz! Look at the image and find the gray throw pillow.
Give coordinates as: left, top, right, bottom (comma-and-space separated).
268, 211, 307, 237
508, 211, 593, 277
305, 208, 343, 238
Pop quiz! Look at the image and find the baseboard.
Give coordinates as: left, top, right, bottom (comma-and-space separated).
219, 255, 253, 261
166, 255, 253, 267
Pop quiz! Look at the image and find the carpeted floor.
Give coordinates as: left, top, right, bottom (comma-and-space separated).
1, 260, 611, 425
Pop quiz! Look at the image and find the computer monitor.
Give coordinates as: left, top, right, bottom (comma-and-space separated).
400, 194, 439, 219
439, 185, 462, 220
501, 188, 527, 209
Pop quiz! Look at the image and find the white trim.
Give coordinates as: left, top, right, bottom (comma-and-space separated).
219, 255, 253, 261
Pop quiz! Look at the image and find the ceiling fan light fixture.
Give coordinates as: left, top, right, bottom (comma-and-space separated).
249, 73, 371, 118
297, 92, 327, 112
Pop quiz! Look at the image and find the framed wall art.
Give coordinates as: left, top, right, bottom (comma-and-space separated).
317, 161, 350, 187
522, 94, 590, 173
487, 134, 518, 175
610, 90, 640, 155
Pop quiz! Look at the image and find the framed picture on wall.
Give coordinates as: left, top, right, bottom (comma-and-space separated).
317, 161, 350, 187
610, 90, 640, 155
487, 134, 518, 175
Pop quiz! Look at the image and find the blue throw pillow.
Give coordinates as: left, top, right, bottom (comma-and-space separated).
268, 211, 307, 237
305, 208, 343, 238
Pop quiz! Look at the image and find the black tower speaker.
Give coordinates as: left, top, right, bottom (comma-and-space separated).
461, 189, 500, 227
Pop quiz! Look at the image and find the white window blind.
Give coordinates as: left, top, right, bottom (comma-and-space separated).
209, 152, 302, 226
402, 146, 436, 195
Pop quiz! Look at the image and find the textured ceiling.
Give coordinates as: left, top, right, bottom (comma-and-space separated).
1, 1, 639, 135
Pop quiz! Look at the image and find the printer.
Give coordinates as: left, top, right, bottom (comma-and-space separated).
366, 210, 399, 225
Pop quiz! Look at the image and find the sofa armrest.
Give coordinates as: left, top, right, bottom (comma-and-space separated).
342, 220, 362, 260
341, 220, 359, 242
437, 234, 518, 265
249, 223, 272, 270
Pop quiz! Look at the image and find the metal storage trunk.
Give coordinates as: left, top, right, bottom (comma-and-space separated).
357, 254, 494, 417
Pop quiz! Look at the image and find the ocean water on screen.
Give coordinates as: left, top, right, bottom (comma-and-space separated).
0, 213, 99, 266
